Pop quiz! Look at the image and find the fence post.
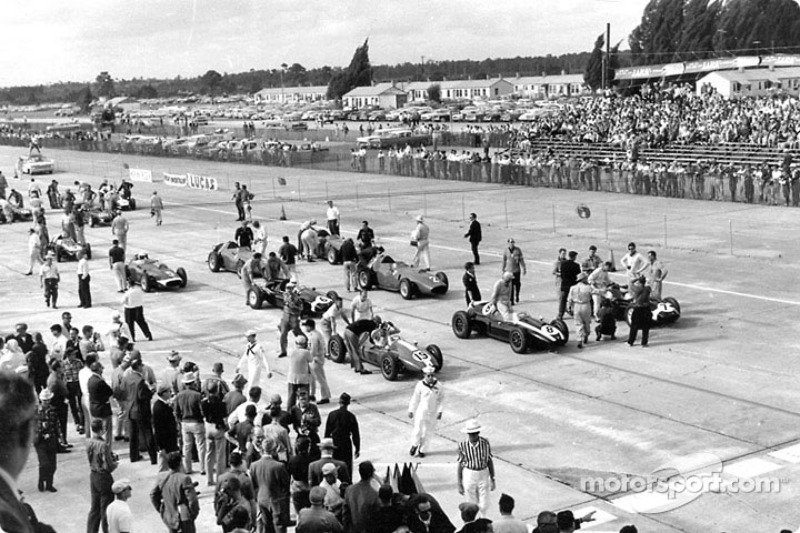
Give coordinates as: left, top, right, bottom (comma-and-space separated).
424, 192, 427, 218
272, 177, 276, 200
664, 214, 668, 248
461, 194, 465, 221
505, 199, 509, 229
298, 177, 302, 202
729, 219, 733, 255
325, 181, 329, 201
356, 184, 359, 209
605, 208, 609, 241
387, 186, 391, 212
551, 204, 556, 233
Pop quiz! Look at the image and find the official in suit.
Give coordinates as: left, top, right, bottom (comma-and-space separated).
150, 451, 199, 533
308, 439, 351, 487
249, 438, 291, 533
152, 384, 179, 472
463, 213, 482, 265
88, 360, 114, 443
323, 393, 360, 477
123, 358, 157, 464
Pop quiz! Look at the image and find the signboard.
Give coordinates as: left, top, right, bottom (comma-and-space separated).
128, 168, 153, 183
187, 173, 219, 191
162, 173, 187, 187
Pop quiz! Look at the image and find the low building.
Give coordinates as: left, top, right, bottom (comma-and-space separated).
696, 67, 800, 98
342, 83, 408, 109
513, 73, 587, 98
254, 86, 329, 104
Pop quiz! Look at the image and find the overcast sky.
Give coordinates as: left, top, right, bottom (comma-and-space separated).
2, 0, 645, 87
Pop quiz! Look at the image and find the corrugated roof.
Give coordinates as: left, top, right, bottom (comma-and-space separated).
514, 74, 585, 86
256, 86, 328, 96
343, 83, 407, 97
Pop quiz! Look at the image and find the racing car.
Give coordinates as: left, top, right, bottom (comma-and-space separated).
125, 254, 187, 292
49, 236, 91, 262
327, 322, 443, 381
15, 154, 55, 176
603, 283, 681, 326
357, 249, 448, 299
451, 302, 569, 353
207, 241, 254, 274
82, 207, 116, 227
247, 278, 339, 317
0, 200, 33, 222
297, 225, 342, 263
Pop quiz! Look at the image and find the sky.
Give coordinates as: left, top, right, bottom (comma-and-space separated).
1, 0, 645, 87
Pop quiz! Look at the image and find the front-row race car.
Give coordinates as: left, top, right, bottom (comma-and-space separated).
357, 249, 448, 299
49, 236, 91, 262
451, 302, 569, 353
125, 254, 187, 292
247, 278, 339, 317
603, 283, 681, 326
207, 241, 253, 274
327, 321, 443, 380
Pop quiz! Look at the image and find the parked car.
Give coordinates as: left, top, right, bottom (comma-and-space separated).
125, 253, 187, 292
357, 248, 448, 299
15, 154, 55, 176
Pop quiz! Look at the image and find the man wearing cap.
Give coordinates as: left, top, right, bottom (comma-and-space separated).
122, 358, 157, 464
343, 461, 379, 533
501, 239, 526, 305
309, 438, 350, 486
558, 251, 581, 320
408, 367, 443, 458
39, 253, 60, 308
457, 420, 495, 516
174, 371, 207, 474
464, 213, 482, 265
567, 272, 593, 348
109, 239, 127, 293
318, 462, 345, 520
106, 479, 133, 533
297, 485, 343, 533
163, 351, 183, 395
324, 393, 360, 475
250, 438, 291, 533
288, 335, 313, 409
410, 215, 431, 271
152, 383, 178, 471
237, 330, 271, 395
224, 375, 248, 417
489, 272, 516, 322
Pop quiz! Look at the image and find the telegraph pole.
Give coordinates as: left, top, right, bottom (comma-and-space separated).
604, 23, 611, 91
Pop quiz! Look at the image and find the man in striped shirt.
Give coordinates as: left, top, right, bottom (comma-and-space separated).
456, 420, 495, 516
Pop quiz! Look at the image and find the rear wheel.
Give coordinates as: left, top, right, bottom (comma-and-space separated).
664, 297, 681, 317
89, 215, 97, 228
550, 319, 569, 346
141, 275, 153, 293
380, 353, 399, 381
399, 279, 415, 300
452, 311, 473, 339
328, 335, 347, 364
247, 288, 263, 309
509, 327, 529, 354
208, 252, 221, 272
426, 344, 443, 371
435, 272, 449, 293
177, 267, 187, 288
357, 269, 372, 290
326, 246, 338, 265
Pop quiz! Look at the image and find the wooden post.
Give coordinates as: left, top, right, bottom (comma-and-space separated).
664, 214, 668, 248
605, 208, 609, 241
551, 204, 556, 233
729, 219, 733, 255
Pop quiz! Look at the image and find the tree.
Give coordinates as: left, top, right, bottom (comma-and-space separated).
584, 33, 606, 91
200, 70, 223, 94
76, 85, 93, 112
135, 84, 158, 99
286, 63, 308, 86
95, 71, 115, 98
327, 38, 372, 100
427, 83, 441, 103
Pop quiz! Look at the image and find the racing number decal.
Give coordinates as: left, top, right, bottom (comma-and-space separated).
542, 325, 557, 336
411, 351, 429, 362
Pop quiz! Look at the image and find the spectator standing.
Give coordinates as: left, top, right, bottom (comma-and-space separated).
39, 252, 60, 309
309, 438, 351, 486
456, 420, 495, 516
356, 221, 374, 249
302, 319, 331, 405
501, 239, 526, 305
237, 329, 272, 394
408, 367, 443, 458
587, 262, 612, 321
88, 360, 114, 444
287, 336, 313, 409
63, 345, 85, 438
122, 280, 153, 342
279, 287, 304, 359
620, 242, 647, 284
627, 276, 652, 348
410, 215, 431, 271
152, 383, 179, 471
287, 436, 314, 515
77, 249, 92, 308
464, 213, 482, 265
493, 494, 527, 533
150, 451, 200, 533
350, 289, 374, 322
250, 438, 292, 533
291, 389, 322, 457
567, 273, 593, 349
318, 463, 345, 520
232, 182, 245, 221
297, 486, 343, 533
175, 372, 207, 474
406, 494, 455, 533
557, 252, 581, 320
34, 388, 60, 493
123, 358, 156, 464
645, 250, 666, 300
326, 200, 341, 237
372, 485, 405, 533
150, 191, 164, 226
106, 479, 133, 533
108, 240, 127, 293
581, 245, 602, 274
26, 227, 41, 276
111, 212, 129, 251
552, 248, 566, 298
324, 392, 360, 476
28, 331, 50, 394
462, 262, 481, 306
224, 374, 248, 418
86, 418, 119, 533
340, 238, 358, 292
203, 362, 230, 398
252, 221, 268, 255
343, 461, 380, 533
278, 236, 299, 281
215, 475, 253, 533
203, 380, 229, 486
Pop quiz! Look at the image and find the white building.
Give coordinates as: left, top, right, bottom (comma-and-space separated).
342, 83, 408, 109
696, 67, 800, 99
513, 73, 587, 98
254, 86, 329, 104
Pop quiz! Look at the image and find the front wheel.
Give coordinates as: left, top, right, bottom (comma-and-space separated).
141, 275, 153, 293
550, 318, 569, 346
509, 327, 529, 354
399, 279, 415, 300
357, 269, 372, 290
208, 252, 221, 272
177, 267, 187, 288
426, 344, 443, 372
128, 198, 137, 210
452, 311, 472, 339
328, 334, 347, 364
663, 297, 681, 319
380, 353, 399, 381
435, 272, 449, 293
326, 246, 338, 265
247, 288, 263, 309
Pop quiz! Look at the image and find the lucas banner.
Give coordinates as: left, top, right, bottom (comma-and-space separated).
129, 168, 153, 183
162, 173, 187, 187
187, 173, 219, 191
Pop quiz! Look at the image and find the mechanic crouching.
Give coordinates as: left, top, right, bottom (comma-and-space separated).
343, 316, 385, 375
241, 252, 264, 306
278, 283, 303, 358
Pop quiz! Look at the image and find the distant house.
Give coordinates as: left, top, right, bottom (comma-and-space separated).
342, 83, 408, 109
696, 67, 800, 99
513, 73, 587, 99
254, 86, 329, 104
105, 96, 141, 112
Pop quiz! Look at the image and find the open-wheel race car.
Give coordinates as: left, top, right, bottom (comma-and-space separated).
357, 249, 448, 299
328, 322, 443, 381
603, 283, 681, 326
207, 241, 254, 274
298, 225, 344, 264
1, 200, 33, 222
247, 278, 339, 317
125, 254, 187, 292
451, 302, 569, 353
82, 207, 116, 227
49, 236, 91, 262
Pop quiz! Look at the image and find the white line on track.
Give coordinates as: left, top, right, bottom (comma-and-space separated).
174, 202, 800, 307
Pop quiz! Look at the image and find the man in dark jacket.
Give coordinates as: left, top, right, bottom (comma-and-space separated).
343, 461, 379, 533
463, 213, 482, 265
340, 238, 358, 292
250, 438, 291, 533
558, 251, 582, 320
324, 392, 360, 477
87, 360, 114, 443
308, 438, 351, 486
152, 383, 178, 471
406, 494, 455, 533
123, 358, 156, 464
462, 263, 480, 306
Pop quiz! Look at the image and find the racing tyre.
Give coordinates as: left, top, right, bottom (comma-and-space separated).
426, 344, 443, 372
128, 199, 136, 210
664, 297, 681, 320
247, 288, 264, 309
625, 306, 635, 327
328, 335, 347, 364
141, 275, 153, 293
357, 269, 372, 290
435, 272, 449, 293
550, 319, 569, 346
326, 246, 338, 265
207, 252, 221, 272
451, 311, 473, 339
509, 326, 530, 354
399, 279, 416, 300
380, 353, 399, 381
177, 267, 187, 288
84, 243, 92, 260
89, 215, 97, 228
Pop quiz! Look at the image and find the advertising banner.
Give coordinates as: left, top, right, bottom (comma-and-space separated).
187, 173, 219, 191
129, 168, 153, 182
162, 173, 187, 187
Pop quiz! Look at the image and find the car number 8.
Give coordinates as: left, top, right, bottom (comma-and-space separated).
543, 325, 557, 335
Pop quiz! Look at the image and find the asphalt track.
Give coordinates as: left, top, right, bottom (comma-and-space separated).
3, 146, 800, 532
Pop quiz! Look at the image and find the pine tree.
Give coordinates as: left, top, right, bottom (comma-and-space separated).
327, 38, 373, 100
584, 33, 606, 91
